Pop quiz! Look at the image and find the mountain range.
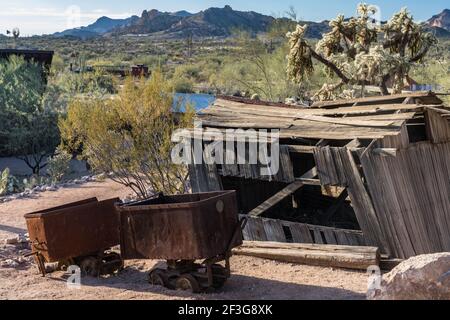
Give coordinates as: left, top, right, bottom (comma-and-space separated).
426, 9, 450, 37
53, 6, 450, 40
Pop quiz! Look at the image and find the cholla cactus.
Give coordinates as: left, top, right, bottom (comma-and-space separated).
286, 25, 313, 83
0, 168, 9, 196
287, 3, 437, 100
0, 168, 20, 196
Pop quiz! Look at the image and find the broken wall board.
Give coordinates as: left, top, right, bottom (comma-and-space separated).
248, 168, 317, 216
337, 148, 392, 255
380, 123, 410, 149
313, 147, 347, 186
425, 108, 450, 143
360, 141, 450, 259
241, 215, 366, 247
188, 146, 223, 193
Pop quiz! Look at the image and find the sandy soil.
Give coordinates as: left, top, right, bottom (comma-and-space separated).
0, 180, 369, 300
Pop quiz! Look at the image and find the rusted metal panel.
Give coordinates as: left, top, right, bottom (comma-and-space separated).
24, 197, 120, 262
116, 191, 242, 260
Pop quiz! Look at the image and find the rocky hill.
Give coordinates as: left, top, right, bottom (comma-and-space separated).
54, 16, 139, 39
53, 6, 450, 40
115, 6, 274, 37
425, 9, 450, 38
427, 9, 450, 30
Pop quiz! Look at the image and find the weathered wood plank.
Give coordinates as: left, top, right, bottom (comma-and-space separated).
289, 224, 314, 243
340, 148, 391, 255
248, 167, 317, 216
262, 219, 286, 242
233, 241, 380, 270
425, 108, 450, 143
360, 142, 450, 258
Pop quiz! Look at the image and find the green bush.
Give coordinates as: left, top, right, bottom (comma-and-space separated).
47, 147, 72, 183
172, 77, 194, 93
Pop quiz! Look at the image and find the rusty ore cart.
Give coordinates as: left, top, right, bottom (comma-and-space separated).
116, 190, 245, 293
24, 197, 123, 276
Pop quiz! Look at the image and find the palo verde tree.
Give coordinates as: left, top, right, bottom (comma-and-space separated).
0, 56, 60, 175
59, 71, 195, 198
287, 3, 437, 100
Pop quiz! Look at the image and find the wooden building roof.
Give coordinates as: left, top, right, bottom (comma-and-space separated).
0, 49, 54, 68
197, 92, 446, 141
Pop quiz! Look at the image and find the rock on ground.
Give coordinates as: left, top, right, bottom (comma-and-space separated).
369, 253, 450, 300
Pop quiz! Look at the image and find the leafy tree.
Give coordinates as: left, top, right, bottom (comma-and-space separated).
59, 71, 195, 198
8, 110, 60, 175
0, 56, 60, 175
287, 4, 437, 100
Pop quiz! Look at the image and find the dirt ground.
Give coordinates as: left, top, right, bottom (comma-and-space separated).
0, 180, 369, 300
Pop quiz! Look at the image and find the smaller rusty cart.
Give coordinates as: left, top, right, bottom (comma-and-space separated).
116, 190, 245, 293
24, 197, 123, 277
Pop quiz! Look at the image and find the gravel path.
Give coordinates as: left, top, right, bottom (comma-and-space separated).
0, 180, 369, 300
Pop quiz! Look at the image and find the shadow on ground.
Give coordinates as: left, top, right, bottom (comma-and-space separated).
0, 225, 27, 235
75, 266, 365, 300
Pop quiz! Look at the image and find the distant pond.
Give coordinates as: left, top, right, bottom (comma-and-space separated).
173, 93, 216, 113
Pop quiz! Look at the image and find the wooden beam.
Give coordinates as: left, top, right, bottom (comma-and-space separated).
402, 97, 415, 104
287, 145, 315, 154
360, 139, 377, 159
316, 139, 330, 147
248, 167, 317, 216
296, 178, 321, 186
371, 148, 398, 157
345, 139, 361, 148
232, 241, 380, 271
296, 114, 403, 128
425, 106, 450, 114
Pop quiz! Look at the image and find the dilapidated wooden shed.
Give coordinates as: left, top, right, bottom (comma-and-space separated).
185, 92, 450, 259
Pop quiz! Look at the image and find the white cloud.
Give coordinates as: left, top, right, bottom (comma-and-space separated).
0, 5, 132, 35
0, 7, 131, 19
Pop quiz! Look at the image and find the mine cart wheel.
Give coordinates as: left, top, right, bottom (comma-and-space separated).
58, 258, 75, 272
211, 264, 229, 289
149, 269, 171, 288
79, 256, 101, 277
175, 274, 201, 293
34, 253, 47, 277
101, 252, 124, 275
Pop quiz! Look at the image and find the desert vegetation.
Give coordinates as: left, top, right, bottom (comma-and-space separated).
59, 72, 194, 198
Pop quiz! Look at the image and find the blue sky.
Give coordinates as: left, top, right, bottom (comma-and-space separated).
0, 0, 448, 35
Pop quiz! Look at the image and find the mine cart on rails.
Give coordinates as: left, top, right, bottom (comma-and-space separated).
115, 190, 245, 293
24, 198, 123, 277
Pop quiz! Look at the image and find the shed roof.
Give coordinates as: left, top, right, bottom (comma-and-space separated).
197, 92, 448, 140
0, 49, 54, 68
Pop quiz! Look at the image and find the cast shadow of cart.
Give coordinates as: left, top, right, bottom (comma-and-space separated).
79, 266, 366, 300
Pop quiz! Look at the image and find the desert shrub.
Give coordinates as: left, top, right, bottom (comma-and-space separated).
47, 147, 72, 183
59, 71, 195, 198
0, 168, 21, 196
172, 77, 194, 93
50, 55, 65, 74
0, 55, 44, 115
